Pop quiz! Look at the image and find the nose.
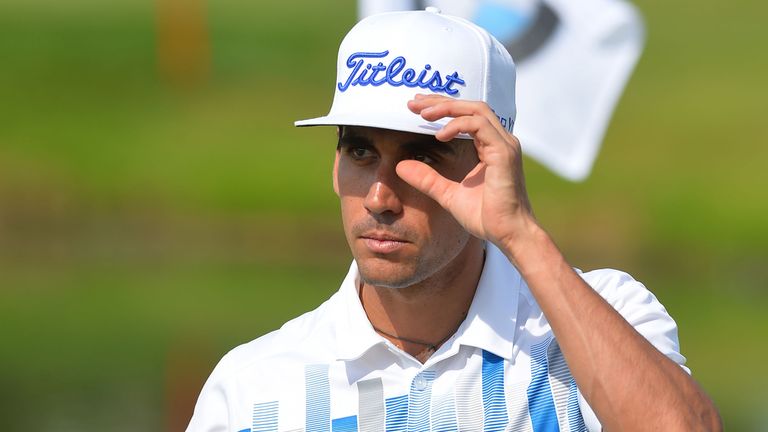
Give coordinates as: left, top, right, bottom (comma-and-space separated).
364, 168, 403, 217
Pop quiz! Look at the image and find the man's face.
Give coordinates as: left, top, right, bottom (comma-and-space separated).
333, 126, 481, 289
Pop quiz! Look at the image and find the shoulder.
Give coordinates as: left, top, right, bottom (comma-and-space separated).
209, 291, 342, 384
186, 291, 345, 431
577, 268, 689, 372
578, 268, 656, 305
577, 268, 669, 319
576, 268, 673, 329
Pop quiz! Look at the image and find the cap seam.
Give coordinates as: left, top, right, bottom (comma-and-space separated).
439, 14, 491, 102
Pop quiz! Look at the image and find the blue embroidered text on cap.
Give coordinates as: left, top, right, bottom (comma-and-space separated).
337, 51, 466, 96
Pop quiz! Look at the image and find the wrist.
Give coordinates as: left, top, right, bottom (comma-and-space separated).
496, 219, 563, 276
495, 215, 544, 260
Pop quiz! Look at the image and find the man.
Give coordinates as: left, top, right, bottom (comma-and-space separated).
187, 9, 721, 432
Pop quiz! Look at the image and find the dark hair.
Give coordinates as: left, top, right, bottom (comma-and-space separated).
336, 125, 344, 150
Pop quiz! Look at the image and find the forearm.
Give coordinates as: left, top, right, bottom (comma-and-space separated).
500, 223, 722, 431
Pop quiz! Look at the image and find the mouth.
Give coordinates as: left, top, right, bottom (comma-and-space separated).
359, 232, 409, 254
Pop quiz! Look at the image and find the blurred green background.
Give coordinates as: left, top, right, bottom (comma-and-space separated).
0, 0, 766, 430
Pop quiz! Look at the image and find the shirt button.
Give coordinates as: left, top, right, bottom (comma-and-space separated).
414, 375, 427, 391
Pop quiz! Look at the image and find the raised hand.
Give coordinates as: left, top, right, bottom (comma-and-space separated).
396, 94, 536, 254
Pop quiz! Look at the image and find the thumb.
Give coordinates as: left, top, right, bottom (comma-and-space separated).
396, 160, 456, 209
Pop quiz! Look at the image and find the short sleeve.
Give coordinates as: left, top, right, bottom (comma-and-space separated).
185, 357, 232, 432
575, 268, 689, 431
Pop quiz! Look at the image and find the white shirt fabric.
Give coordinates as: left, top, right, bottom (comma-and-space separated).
187, 244, 687, 432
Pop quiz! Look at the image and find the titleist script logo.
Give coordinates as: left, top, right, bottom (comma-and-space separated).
337, 51, 466, 95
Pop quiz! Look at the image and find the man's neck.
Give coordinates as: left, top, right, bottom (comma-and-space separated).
359, 240, 485, 363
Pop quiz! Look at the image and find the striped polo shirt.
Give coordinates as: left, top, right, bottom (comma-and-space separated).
187, 244, 687, 432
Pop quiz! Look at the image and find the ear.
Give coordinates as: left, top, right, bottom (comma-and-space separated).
332, 150, 340, 197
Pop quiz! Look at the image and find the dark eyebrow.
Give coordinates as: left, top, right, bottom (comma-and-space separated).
337, 131, 459, 156
337, 134, 372, 149
402, 136, 457, 156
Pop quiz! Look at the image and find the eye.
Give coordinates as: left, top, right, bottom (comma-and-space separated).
347, 146, 375, 161
411, 153, 436, 164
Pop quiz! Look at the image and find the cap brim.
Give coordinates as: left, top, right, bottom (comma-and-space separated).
295, 111, 472, 140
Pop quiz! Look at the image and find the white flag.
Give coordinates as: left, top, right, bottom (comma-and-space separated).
358, 0, 645, 181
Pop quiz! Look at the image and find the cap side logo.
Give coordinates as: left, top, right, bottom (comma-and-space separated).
338, 51, 466, 96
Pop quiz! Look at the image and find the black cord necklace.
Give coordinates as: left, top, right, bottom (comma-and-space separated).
369, 311, 468, 355
371, 325, 448, 354
360, 282, 468, 356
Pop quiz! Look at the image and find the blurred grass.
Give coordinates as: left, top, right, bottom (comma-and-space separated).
0, 0, 767, 430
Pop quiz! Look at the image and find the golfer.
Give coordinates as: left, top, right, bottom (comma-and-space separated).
187, 9, 721, 432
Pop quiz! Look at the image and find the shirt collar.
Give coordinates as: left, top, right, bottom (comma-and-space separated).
333, 261, 386, 362
332, 243, 522, 362
449, 243, 521, 361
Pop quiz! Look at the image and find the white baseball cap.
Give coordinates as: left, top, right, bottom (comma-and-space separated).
295, 7, 517, 138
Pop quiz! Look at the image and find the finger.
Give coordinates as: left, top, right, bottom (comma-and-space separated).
407, 94, 455, 113
409, 97, 509, 138
429, 102, 509, 140
437, 116, 518, 166
436, 115, 502, 147
412, 93, 448, 101
395, 160, 457, 211
407, 94, 456, 114
407, 94, 450, 114
410, 96, 488, 117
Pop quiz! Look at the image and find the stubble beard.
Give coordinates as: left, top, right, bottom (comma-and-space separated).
355, 232, 472, 291
357, 255, 427, 290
